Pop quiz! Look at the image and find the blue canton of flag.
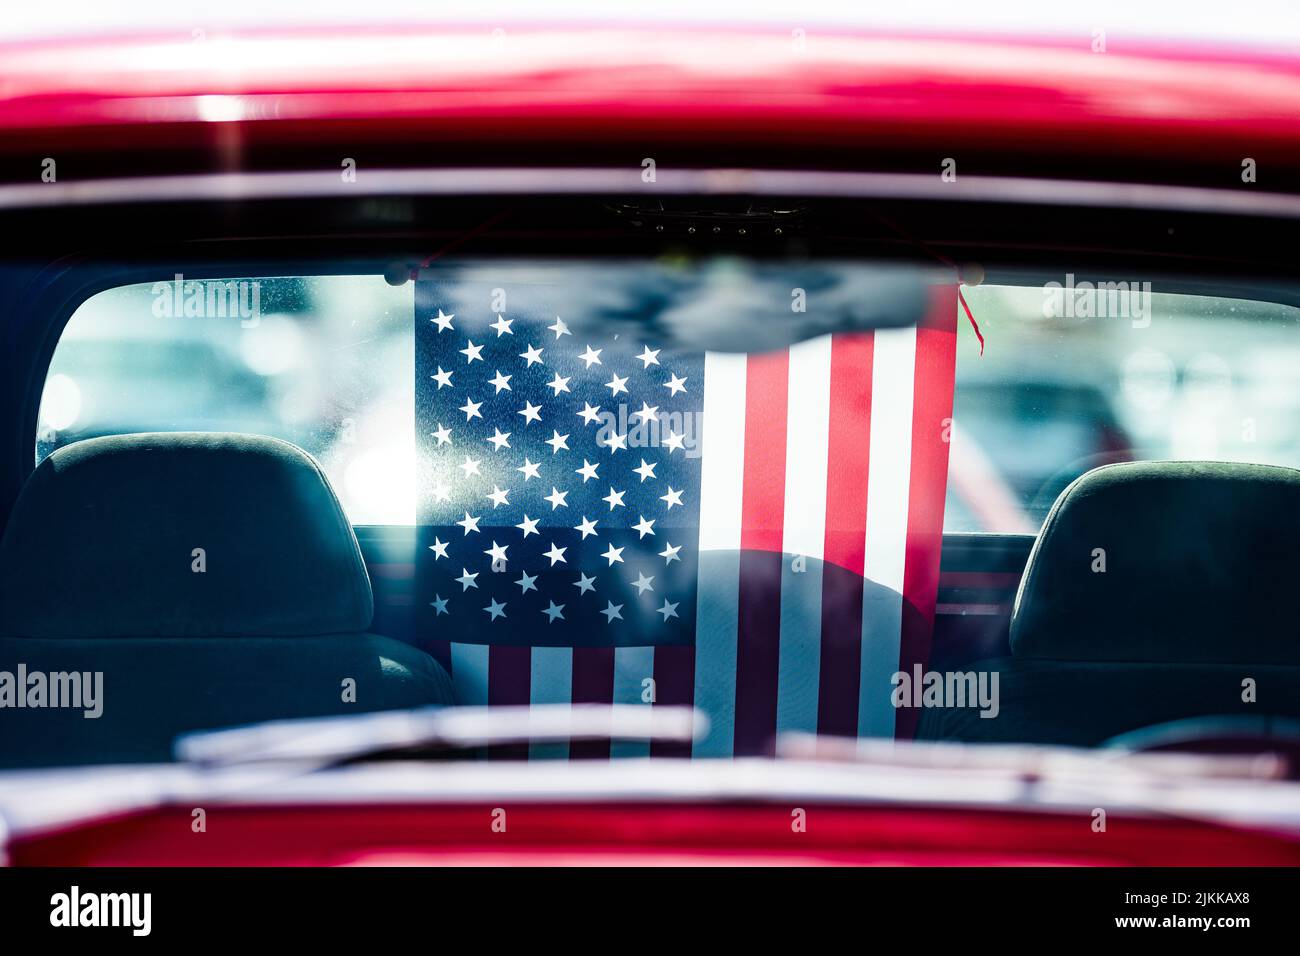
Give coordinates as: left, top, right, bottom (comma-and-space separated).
416, 278, 705, 648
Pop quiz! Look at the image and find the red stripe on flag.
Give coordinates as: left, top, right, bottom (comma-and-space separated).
818, 333, 874, 737
569, 646, 615, 759
429, 639, 452, 678
487, 644, 531, 760
738, 351, 789, 555
733, 350, 789, 755
896, 286, 959, 739
650, 644, 696, 758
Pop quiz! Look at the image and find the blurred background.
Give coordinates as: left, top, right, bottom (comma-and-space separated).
948, 284, 1300, 531
37, 276, 416, 525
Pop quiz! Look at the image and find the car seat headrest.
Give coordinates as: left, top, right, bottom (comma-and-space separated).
0, 432, 372, 638
1011, 460, 1300, 665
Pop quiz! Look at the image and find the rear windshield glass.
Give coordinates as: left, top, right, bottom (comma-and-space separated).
948, 283, 1300, 532
39, 275, 414, 523
40, 269, 1300, 533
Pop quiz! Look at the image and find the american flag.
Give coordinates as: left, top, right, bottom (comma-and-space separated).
417, 277, 958, 757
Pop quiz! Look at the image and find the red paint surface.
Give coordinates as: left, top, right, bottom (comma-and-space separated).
10, 801, 1300, 867
1, 28, 1299, 180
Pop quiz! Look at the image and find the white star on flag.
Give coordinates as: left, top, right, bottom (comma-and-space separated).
461, 340, 484, 363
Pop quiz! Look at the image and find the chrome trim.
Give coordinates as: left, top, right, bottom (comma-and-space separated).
2, 167, 1299, 218
2, 750, 1299, 842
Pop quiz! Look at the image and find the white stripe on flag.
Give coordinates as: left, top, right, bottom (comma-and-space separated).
776, 334, 832, 735
529, 646, 572, 760
858, 326, 917, 738
692, 351, 747, 758
450, 642, 490, 706
610, 645, 656, 758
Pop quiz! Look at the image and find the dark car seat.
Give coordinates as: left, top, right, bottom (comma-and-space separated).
0, 432, 452, 767
919, 460, 1300, 746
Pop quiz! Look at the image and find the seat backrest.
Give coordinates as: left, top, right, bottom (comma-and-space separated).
0, 431, 371, 639
1012, 460, 1300, 665
921, 461, 1300, 746
0, 433, 451, 766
